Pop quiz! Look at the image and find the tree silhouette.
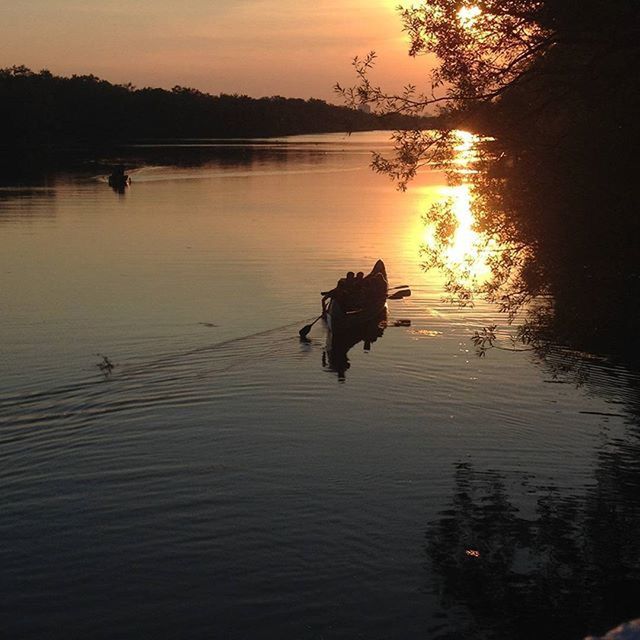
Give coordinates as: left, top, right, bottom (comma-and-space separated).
337, 1, 640, 357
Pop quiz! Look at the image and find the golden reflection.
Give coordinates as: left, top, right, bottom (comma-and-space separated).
451, 129, 479, 172
423, 184, 492, 283
420, 131, 495, 289
410, 329, 443, 337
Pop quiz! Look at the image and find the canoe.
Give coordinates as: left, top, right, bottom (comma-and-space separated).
324, 259, 389, 334
108, 174, 130, 189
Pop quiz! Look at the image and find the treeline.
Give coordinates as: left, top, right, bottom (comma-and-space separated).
0, 66, 436, 149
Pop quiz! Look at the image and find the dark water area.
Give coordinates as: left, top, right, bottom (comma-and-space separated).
2, 133, 640, 639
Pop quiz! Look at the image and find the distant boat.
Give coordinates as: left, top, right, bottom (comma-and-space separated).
108, 165, 131, 192
108, 173, 130, 189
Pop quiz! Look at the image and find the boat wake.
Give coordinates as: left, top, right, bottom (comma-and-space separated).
0, 319, 318, 445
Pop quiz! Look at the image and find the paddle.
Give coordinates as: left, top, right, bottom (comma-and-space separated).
299, 314, 323, 338
320, 284, 409, 296
387, 288, 411, 300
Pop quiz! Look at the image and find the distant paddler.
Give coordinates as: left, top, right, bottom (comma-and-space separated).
108, 164, 131, 191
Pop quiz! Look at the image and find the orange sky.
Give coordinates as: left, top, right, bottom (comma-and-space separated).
1, 0, 432, 102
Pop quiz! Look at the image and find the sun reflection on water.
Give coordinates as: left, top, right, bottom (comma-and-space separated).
421, 131, 495, 287
451, 129, 480, 173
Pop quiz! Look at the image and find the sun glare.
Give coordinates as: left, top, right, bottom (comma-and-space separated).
423, 184, 491, 282
451, 129, 479, 171
421, 131, 495, 286
457, 5, 481, 29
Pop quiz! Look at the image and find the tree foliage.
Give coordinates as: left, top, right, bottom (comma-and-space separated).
338, 0, 640, 355
339, 0, 640, 115
337, 0, 640, 184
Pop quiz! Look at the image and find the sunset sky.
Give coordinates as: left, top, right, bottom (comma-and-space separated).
1, 0, 430, 101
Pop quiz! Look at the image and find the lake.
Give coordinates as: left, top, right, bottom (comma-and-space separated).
2, 132, 639, 639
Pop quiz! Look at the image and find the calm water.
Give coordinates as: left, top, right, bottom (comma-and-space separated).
2, 132, 639, 639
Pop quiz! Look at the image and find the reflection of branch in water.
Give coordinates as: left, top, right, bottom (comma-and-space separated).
471, 324, 535, 357
414, 129, 640, 364
425, 460, 640, 640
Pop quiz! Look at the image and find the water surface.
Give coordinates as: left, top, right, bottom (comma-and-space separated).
2, 132, 639, 639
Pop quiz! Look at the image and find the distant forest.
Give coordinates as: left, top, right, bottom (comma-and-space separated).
0, 66, 437, 149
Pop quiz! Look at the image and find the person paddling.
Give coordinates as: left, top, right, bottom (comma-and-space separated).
322, 271, 355, 310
